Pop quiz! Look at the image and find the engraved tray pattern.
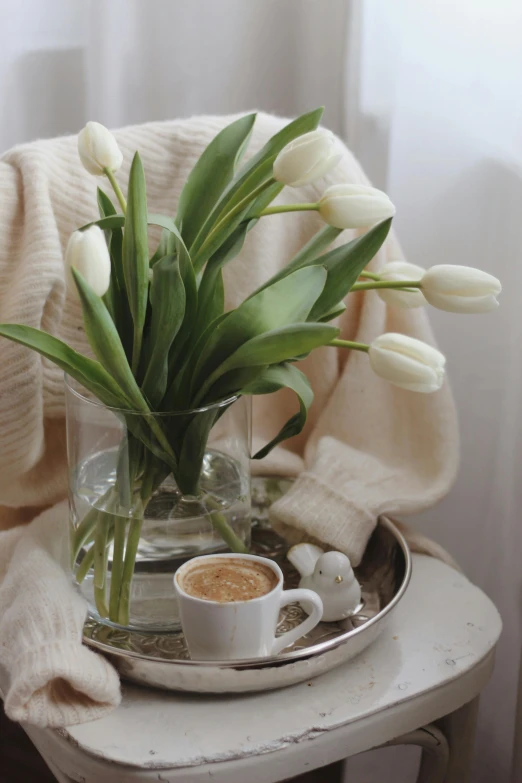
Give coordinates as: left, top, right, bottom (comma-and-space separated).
83, 476, 410, 690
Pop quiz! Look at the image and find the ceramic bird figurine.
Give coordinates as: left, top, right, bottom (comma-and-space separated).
287, 544, 362, 622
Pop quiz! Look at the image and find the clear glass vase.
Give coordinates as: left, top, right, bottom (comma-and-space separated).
65, 377, 251, 632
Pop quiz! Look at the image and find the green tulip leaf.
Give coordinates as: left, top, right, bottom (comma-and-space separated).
0, 324, 128, 409
189, 108, 324, 270
97, 187, 118, 320
249, 220, 391, 317
318, 301, 347, 322
190, 180, 276, 273
72, 268, 147, 411
81, 215, 125, 232
121, 416, 176, 473
204, 365, 268, 403
97, 187, 117, 223
193, 220, 253, 339
245, 182, 284, 220
0, 323, 177, 472
96, 211, 196, 381
166, 252, 198, 382
220, 323, 339, 370
175, 408, 221, 496
147, 214, 189, 263
176, 114, 257, 249
122, 153, 150, 371
190, 265, 327, 394
163, 311, 230, 411
198, 323, 338, 403
149, 228, 175, 267
97, 187, 132, 357
83, 212, 190, 271
192, 186, 284, 341
213, 108, 324, 220
241, 363, 314, 459
202, 267, 225, 329
144, 218, 196, 365
250, 225, 342, 298
308, 218, 392, 321
193, 180, 283, 281
142, 254, 186, 408
288, 225, 343, 266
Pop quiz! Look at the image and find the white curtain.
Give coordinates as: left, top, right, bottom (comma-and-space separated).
0, 1, 519, 779
345, 2, 522, 781
0, 0, 350, 153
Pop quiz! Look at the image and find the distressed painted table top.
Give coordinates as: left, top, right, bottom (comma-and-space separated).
58, 554, 501, 773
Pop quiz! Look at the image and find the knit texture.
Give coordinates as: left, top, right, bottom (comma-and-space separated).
0, 503, 121, 727
0, 112, 459, 726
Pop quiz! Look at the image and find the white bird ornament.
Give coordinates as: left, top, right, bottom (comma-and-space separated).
287, 544, 362, 622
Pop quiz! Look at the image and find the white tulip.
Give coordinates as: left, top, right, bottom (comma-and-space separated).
273, 129, 342, 187
65, 226, 111, 297
421, 264, 501, 313
319, 184, 395, 229
377, 260, 426, 309
78, 121, 123, 176
368, 332, 446, 393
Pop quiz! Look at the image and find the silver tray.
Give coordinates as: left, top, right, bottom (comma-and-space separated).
83, 478, 411, 693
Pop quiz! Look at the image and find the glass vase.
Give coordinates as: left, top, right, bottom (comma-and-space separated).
65, 377, 251, 632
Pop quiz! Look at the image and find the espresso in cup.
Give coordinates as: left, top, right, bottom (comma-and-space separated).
174, 553, 324, 661
179, 558, 278, 602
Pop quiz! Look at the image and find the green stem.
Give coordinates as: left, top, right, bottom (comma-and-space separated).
104, 168, 127, 214
93, 509, 112, 617
118, 515, 144, 626
140, 470, 156, 502
351, 280, 421, 291
259, 202, 320, 217
94, 587, 109, 619
71, 507, 99, 566
115, 451, 155, 626
109, 518, 127, 621
330, 338, 370, 352
191, 180, 273, 270
76, 545, 95, 583
144, 417, 178, 472
204, 495, 248, 553
71, 486, 115, 566
359, 270, 380, 281
109, 437, 144, 622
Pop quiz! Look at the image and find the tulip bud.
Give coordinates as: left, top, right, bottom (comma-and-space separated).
65, 226, 111, 297
369, 332, 446, 393
78, 121, 123, 176
421, 264, 501, 313
377, 261, 426, 309
318, 184, 395, 229
273, 129, 342, 187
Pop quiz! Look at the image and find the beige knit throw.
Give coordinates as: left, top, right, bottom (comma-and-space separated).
0, 503, 121, 727
0, 112, 460, 727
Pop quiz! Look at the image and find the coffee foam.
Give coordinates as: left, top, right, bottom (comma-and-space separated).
179, 558, 278, 603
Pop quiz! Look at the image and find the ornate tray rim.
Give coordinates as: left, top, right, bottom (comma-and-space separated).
83, 516, 411, 671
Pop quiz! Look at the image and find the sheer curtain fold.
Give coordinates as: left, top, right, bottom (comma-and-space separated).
0, 0, 350, 153
0, 0, 518, 779
348, 3, 522, 781
84, 0, 350, 132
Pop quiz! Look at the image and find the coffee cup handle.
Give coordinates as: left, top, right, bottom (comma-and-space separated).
271, 588, 323, 656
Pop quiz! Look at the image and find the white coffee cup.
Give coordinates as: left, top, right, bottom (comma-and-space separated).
174, 553, 323, 660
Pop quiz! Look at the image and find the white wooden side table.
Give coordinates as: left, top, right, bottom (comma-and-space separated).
7, 554, 502, 783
